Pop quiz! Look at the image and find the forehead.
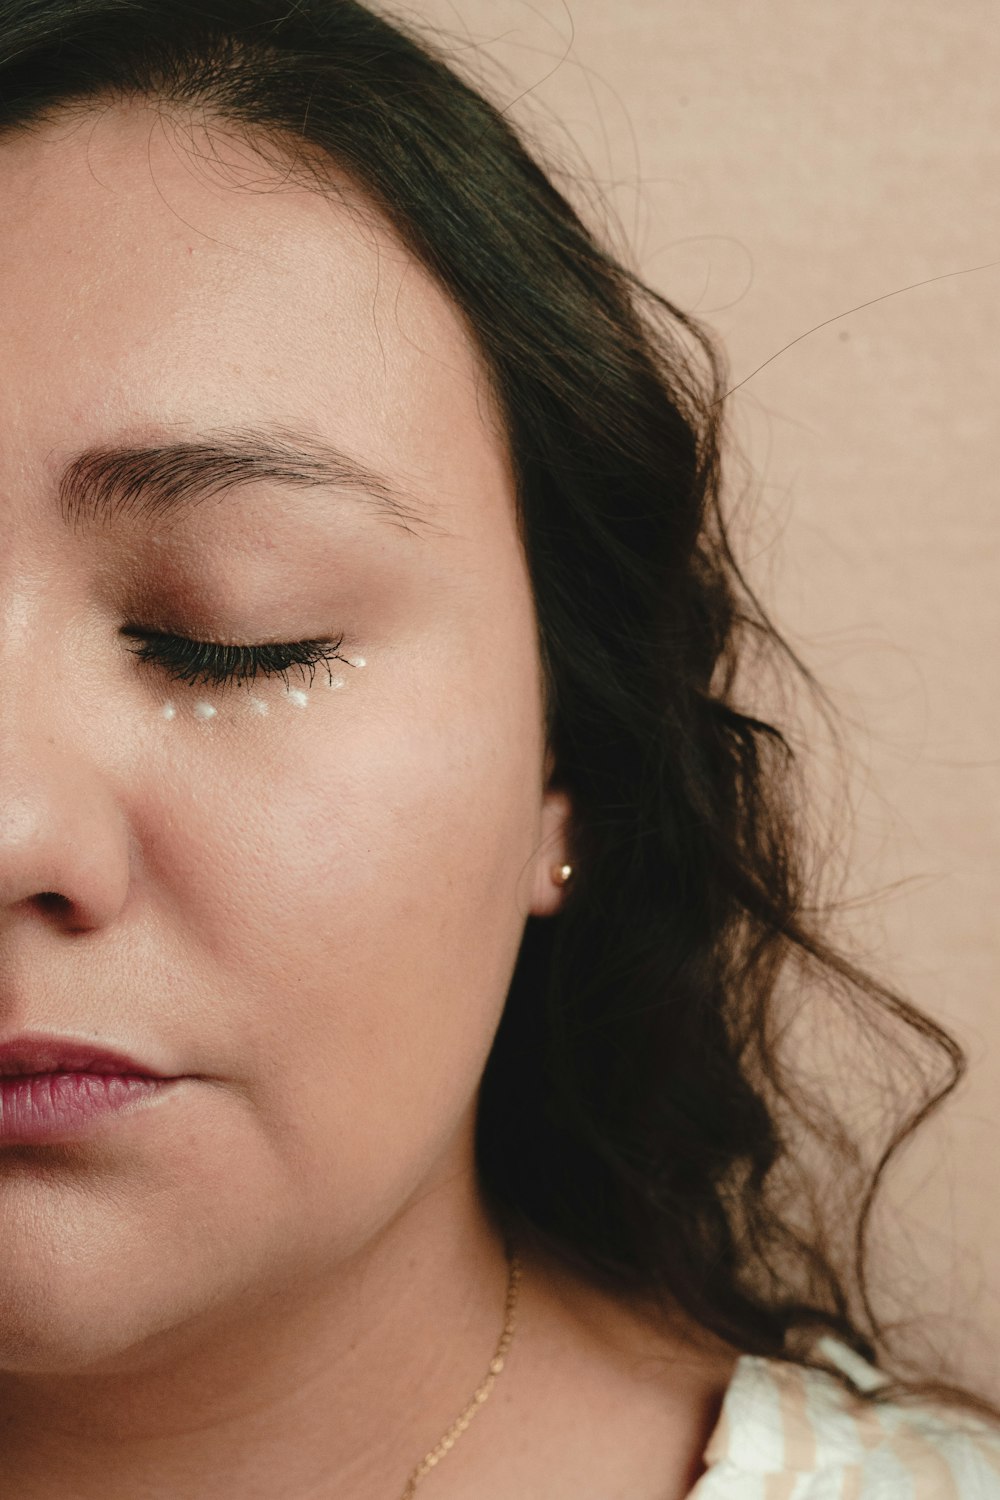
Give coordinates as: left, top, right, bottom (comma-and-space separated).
0, 102, 512, 527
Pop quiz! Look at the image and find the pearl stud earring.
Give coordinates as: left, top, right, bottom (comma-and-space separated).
551, 863, 574, 885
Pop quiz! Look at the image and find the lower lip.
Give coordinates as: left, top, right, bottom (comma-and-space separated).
0, 1073, 175, 1143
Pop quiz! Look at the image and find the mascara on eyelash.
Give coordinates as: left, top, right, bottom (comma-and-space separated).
121, 628, 352, 692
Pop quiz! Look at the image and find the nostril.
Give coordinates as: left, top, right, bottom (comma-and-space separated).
36, 892, 71, 914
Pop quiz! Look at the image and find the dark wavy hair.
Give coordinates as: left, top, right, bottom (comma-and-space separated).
1, 0, 995, 1427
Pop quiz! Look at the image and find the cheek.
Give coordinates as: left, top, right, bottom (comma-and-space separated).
139, 646, 543, 1228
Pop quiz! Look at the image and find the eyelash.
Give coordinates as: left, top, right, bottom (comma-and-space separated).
121, 628, 350, 692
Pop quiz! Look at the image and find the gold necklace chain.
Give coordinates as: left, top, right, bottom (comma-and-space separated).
398, 1241, 522, 1500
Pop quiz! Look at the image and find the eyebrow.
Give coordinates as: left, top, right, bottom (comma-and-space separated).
56, 424, 437, 539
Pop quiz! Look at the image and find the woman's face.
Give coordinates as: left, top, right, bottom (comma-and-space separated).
0, 104, 570, 1370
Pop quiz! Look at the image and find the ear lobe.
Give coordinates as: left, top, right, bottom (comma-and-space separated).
529, 785, 574, 918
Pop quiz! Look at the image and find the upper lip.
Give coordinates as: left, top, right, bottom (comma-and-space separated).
0, 1034, 171, 1078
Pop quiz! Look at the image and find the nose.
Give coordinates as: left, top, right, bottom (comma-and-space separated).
0, 719, 132, 937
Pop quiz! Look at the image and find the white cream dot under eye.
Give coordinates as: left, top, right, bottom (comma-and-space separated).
157, 667, 359, 723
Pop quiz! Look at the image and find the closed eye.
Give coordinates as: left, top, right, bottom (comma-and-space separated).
121, 628, 350, 692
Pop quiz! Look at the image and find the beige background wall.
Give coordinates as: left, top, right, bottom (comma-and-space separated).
390, 1, 1000, 1397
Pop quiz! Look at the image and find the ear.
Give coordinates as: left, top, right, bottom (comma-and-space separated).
527, 754, 575, 918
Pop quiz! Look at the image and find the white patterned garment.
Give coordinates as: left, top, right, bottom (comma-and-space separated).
688, 1335, 1000, 1498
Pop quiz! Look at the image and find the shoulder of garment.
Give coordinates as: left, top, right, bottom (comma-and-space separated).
687, 1333, 1000, 1498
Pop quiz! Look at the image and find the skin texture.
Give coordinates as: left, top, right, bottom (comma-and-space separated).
0, 103, 737, 1498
